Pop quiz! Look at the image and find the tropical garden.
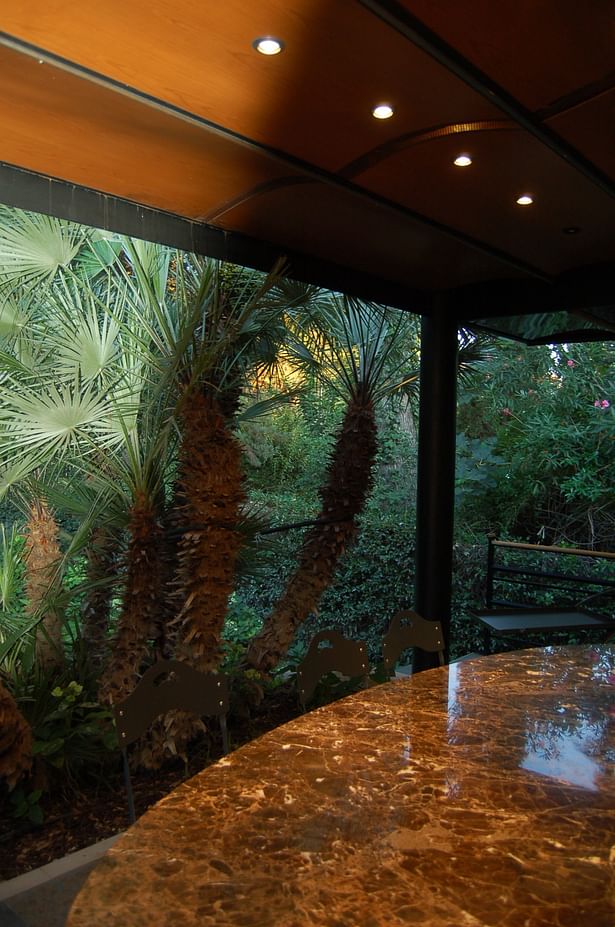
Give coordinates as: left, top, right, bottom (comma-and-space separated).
0, 207, 613, 874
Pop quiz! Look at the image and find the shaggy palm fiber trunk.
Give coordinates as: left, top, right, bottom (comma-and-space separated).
81, 526, 116, 674
150, 494, 182, 661
99, 492, 164, 705
0, 681, 32, 788
24, 498, 64, 672
153, 391, 245, 766
247, 395, 377, 672
175, 390, 245, 672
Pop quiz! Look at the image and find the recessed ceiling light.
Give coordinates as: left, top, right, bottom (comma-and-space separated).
372, 103, 394, 120
516, 194, 534, 206
454, 154, 472, 167
252, 37, 284, 56
562, 226, 581, 235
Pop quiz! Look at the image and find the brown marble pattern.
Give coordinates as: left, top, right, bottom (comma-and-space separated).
69, 645, 615, 927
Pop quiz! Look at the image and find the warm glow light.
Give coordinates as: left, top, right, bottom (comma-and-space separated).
252, 37, 284, 55
454, 154, 472, 167
516, 194, 534, 206
372, 103, 394, 120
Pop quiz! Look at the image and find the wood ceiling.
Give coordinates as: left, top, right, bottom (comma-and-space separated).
0, 0, 614, 328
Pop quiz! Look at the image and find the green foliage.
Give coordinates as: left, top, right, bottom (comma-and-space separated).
10, 672, 116, 792
239, 392, 342, 499
0, 524, 26, 635
456, 340, 615, 546
9, 787, 44, 825
235, 506, 417, 663
30, 681, 116, 775
455, 435, 504, 501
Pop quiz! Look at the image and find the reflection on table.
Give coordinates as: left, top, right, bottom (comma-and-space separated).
69, 645, 615, 927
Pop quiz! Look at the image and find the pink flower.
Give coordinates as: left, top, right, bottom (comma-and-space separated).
567, 359, 575, 367
502, 407, 512, 417
595, 399, 610, 408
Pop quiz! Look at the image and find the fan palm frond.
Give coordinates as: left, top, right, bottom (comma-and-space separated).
0, 208, 86, 289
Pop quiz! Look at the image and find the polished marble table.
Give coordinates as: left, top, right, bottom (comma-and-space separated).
69, 645, 615, 927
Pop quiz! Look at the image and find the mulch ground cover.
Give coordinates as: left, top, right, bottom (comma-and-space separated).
0, 683, 301, 881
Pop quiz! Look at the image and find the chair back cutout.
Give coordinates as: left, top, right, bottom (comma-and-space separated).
297, 630, 368, 705
114, 659, 229, 747
382, 610, 445, 675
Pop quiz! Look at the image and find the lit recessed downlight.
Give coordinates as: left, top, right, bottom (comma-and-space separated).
252, 37, 284, 55
372, 103, 394, 120
516, 194, 534, 206
454, 154, 472, 167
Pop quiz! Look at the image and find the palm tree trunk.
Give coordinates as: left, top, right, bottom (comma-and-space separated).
145, 391, 245, 767
0, 680, 33, 788
149, 490, 182, 661
99, 491, 164, 705
81, 525, 116, 674
247, 395, 377, 672
24, 497, 64, 672
175, 390, 245, 671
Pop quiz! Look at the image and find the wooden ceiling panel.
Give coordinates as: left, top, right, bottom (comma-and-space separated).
356, 129, 615, 275
0, 2, 612, 304
0, 0, 503, 171
397, 0, 615, 112
218, 181, 522, 292
0, 46, 300, 221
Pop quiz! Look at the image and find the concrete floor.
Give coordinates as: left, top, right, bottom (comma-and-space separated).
0, 836, 120, 927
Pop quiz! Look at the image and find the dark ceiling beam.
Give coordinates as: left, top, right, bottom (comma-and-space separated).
0, 30, 549, 283
450, 263, 615, 322
450, 264, 615, 346
0, 161, 431, 313
357, 0, 615, 201
471, 324, 615, 346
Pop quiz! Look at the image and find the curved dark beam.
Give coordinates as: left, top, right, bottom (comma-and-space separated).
207, 121, 517, 220
0, 30, 550, 283
339, 119, 516, 179
357, 0, 615, 200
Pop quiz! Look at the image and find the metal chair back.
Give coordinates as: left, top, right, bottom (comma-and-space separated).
113, 660, 229, 822
297, 629, 368, 708
382, 610, 445, 677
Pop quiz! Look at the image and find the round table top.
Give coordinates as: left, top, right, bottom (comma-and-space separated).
69, 644, 615, 927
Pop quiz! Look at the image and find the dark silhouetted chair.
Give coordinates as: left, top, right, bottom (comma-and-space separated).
113, 660, 229, 823
382, 610, 445, 677
296, 629, 369, 709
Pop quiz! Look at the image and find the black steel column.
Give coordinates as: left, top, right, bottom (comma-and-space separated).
413, 307, 458, 671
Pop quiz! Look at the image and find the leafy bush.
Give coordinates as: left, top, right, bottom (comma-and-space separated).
0, 525, 26, 641
456, 340, 615, 546
8, 670, 116, 794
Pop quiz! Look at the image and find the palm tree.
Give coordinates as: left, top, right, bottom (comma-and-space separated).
247, 296, 420, 672
22, 494, 64, 670
0, 212, 124, 674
